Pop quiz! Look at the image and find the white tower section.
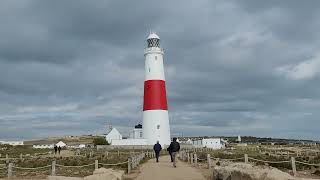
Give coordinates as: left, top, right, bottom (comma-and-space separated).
142, 33, 171, 145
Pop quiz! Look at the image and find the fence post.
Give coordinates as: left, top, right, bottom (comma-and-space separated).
6, 154, 8, 160
244, 154, 248, 163
19, 153, 22, 160
8, 163, 13, 178
291, 157, 297, 176
52, 161, 56, 176
191, 153, 194, 164
194, 154, 198, 166
89, 151, 92, 158
128, 157, 131, 174
118, 151, 120, 157
187, 153, 190, 163
207, 154, 211, 169
95, 159, 99, 170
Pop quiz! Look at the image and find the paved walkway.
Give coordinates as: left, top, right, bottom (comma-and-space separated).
135, 155, 206, 180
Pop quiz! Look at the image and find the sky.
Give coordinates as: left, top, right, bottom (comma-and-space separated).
1, 0, 320, 141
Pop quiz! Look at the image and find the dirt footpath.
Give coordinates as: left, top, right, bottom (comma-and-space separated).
135, 155, 206, 180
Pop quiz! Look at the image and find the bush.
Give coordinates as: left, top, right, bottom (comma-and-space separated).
93, 137, 109, 146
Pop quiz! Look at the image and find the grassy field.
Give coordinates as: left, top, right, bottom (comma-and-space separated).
0, 145, 151, 178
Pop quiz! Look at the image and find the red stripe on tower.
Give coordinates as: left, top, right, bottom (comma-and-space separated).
143, 80, 168, 111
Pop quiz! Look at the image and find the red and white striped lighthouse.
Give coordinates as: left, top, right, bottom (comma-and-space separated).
142, 33, 171, 145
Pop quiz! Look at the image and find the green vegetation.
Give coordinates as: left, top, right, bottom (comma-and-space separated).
93, 137, 109, 146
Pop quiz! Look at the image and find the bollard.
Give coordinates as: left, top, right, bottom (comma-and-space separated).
20, 153, 23, 160
52, 161, 56, 176
194, 154, 198, 166
128, 157, 132, 174
118, 151, 120, 157
94, 160, 98, 170
244, 154, 248, 163
207, 154, 212, 169
291, 157, 297, 176
187, 153, 190, 163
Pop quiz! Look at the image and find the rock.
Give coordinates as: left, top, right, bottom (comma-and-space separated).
211, 162, 313, 180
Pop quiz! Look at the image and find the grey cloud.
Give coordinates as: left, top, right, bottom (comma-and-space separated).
1, 0, 320, 140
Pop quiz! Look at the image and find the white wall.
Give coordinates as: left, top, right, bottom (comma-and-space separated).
33, 144, 54, 149
192, 138, 225, 149
111, 139, 147, 146
0, 141, 24, 146
202, 138, 225, 149
133, 128, 143, 139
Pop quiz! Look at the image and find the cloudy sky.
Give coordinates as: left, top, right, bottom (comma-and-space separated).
1, 0, 320, 141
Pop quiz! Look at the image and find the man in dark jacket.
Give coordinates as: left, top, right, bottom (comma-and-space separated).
168, 137, 180, 167
153, 141, 162, 162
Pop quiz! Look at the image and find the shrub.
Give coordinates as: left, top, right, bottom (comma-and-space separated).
93, 137, 109, 146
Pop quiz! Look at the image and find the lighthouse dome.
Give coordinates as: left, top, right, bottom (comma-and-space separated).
147, 32, 160, 39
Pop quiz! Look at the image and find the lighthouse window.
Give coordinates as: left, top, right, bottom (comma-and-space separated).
148, 68, 150, 72
157, 125, 160, 129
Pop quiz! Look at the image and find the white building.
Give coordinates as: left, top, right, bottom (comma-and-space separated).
0, 141, 24, 146
105, 128, 122, 144
129, 124, 143, 139
56, 141, 66, 147
192, 138, 225, 149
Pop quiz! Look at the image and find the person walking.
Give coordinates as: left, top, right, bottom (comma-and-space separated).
58, 146, 61, 155
153, 141, 162, 163
54, 145, 58, 155
167, 137, 180, 167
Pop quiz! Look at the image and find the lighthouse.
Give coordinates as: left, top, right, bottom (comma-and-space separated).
142, 33, 171, 145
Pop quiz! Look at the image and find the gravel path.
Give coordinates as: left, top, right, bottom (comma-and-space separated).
135, 155, 206, 180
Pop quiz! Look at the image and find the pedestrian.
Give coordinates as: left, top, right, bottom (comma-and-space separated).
153, 141, 162, 163
167, 146, 173, 162
167, 137, 180, 167
54, 145, 58, 155
58, 146, 61, 155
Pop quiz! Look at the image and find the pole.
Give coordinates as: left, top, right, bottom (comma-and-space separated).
128, 157, 131, 174
244, 154, 248, 163
52, 161, 56, 176
95, 160, 99, 170
8, 163, 13, 178
291, 157, 297, 176
207, 154, 211, 169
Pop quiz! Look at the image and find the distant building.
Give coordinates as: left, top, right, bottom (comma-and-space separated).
106, 128, 122, 144
192, 138, 225, 149
0, 141, 24, 146
56, 141, 66, 147
33, 144, 54, 149
237, 135, 241, 142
